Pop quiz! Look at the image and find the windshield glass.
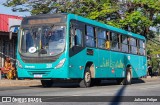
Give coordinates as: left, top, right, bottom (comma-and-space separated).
20, 25, 65, 57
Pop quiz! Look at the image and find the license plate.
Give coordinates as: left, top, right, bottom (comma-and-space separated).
34, 74, 42, 78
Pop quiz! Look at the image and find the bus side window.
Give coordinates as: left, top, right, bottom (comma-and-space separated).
139, 40, 145, 55
75, 29, 82, 46
118, 34, 121, 51
137, 39, 140, 54
111, 32, 119, 51
130, 37, 137, 54
85, 26, 95, 47
121, 35, 128, 53
97, 28, 106, 49
70, 26, 75, 48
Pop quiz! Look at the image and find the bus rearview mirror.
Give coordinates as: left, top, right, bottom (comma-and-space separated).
9, 25, 20, 40
9, 31, 13, 40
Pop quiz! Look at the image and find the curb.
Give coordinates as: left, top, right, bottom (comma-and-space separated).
140, 76, 160, 82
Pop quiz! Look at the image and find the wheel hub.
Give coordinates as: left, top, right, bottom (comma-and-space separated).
85, 72, 91, 83
127, 72, 131, 82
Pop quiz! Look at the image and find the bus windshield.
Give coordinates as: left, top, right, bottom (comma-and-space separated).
20, 25, 66, 57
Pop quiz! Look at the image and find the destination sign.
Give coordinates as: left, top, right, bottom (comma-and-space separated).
28, 18, 61, 25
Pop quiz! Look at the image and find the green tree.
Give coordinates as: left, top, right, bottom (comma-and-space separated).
4, 0, 160, 73
4, 0, 160, 37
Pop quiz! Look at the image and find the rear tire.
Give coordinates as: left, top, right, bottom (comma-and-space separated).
41, 80, 53, 87
117, 67, 132, 85
125, 69, 132, 85
79, 67, 91, 88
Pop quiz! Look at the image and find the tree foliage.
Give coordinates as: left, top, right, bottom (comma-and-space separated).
3, 0, 160, 37
4, 0, 160, 69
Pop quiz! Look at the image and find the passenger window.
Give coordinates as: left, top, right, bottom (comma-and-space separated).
87, 26, 94, 37
70, 26, 75, 47
140, 40, 145, 48
97, 29, 106, 39
122, 36, 128, 44
130, 38, 136, 46
121, 35, 128, 53
97, 28, 106, 49
86, 26, 95, 47
75, 29, 82, 46
139, 40, 145, 55
111, 32, 119, 51
111, 32, 118, 42
130, 38, 137, 54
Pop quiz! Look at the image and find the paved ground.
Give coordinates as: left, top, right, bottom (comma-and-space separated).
0, 77, 160, 105
0, 79, 41, 87
0, 76, 158, 87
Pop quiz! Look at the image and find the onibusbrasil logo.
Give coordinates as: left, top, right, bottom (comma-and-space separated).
1, 97, 42, 103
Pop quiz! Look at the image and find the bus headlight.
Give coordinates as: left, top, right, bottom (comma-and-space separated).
55, 58, 66, 69
16, 60, 22, 68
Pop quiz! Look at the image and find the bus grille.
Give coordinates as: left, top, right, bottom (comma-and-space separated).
28, 71, 50, 76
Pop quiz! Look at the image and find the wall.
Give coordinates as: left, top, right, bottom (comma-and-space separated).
0, 32, 17, 67
0, 14, 22, 32
0, 14, 22, 67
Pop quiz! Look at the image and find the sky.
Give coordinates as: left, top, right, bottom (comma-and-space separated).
0, 0, 30, 17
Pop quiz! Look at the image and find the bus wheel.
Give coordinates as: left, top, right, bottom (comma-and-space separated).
124, 68, 132, 85
79, 67, 91, 88
117, 68, 132, 85
41, 80, 53, 87
125, 70, 132, 85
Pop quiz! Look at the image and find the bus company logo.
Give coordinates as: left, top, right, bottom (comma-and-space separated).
2, 97, 11, 102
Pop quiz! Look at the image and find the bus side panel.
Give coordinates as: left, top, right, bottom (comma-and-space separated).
127, 54, 139, 78
139, 56, 147, 77
124, 54, 147, 78
68, 48, 88, 78
113, 52, 125, 78
98, 51, 126, 78
68, 53, 85, 79
96, 49, 111, 78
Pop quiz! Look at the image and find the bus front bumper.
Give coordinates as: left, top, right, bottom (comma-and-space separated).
17, 68, 68, 79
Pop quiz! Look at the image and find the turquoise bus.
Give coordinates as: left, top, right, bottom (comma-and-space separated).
16, 13, 147, 87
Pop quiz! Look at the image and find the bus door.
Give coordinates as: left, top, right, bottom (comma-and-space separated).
69, 21, 86, 78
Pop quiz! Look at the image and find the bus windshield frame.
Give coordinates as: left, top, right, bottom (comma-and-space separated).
19, 24, 66, 58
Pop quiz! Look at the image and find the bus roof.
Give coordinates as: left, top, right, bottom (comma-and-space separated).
68, 14, 145, 40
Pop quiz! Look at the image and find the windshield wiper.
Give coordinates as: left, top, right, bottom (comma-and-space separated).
38, 25, 54, 55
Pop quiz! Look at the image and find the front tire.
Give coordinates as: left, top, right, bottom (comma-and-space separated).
79, 67, 91, 88
41, 80, 53, 87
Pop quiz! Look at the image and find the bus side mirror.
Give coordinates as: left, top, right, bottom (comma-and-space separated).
9, 25, 20, 40
9, 31, 13, 40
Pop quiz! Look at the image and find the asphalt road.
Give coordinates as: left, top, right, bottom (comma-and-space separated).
0, 79, 160, 105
